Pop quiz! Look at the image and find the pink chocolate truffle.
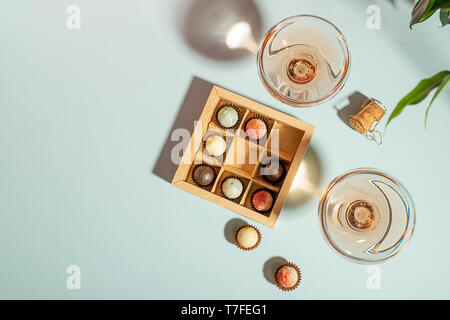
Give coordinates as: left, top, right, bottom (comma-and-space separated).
245, 118, 267, 140
276, 265, 299, 289
252, 190, 273, 212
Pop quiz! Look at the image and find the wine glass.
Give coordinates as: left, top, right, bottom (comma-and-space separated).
318, 168, 415, 263
257, 15, 351, 107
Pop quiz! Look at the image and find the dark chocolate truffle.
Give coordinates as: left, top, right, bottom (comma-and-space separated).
193, 165, 215, 186
261, 161, 285, 183
251, 190, 273, 212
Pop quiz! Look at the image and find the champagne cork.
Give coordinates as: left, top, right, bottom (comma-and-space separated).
349, 98, 386, 144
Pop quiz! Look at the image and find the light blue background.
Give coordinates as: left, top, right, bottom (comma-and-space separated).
0, 0, 449, 299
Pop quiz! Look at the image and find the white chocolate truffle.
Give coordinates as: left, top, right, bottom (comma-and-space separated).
236, 226, 260, 249
217, 106, 239, 128
221, 177, 243, 199
205, 135, 226, 157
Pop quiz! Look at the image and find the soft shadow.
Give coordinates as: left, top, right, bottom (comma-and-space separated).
224, 218, 247, 244
152, 77, 215, 183
285, 144, 323, 209
263, 256, 287, 285
370, 0, 448, 78
180, 0, 262, 60
333, 91, 369, 129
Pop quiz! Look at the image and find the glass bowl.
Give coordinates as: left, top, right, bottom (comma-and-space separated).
257, 15, 350, 107
318, 168, 415, 263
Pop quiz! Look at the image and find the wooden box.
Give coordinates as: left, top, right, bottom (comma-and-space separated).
172, 86, 315, 227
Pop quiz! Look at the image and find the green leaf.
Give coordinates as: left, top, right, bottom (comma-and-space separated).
411, 0, 437, 28
410, 0, 450, 28
440, 7, 450, 26
386, 70, 450, 127
425, 74, 450, 126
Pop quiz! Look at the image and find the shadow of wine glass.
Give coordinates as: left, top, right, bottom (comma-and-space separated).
284, 144, 323, 210
179, 0, 262, 60
263, 256, 288, 285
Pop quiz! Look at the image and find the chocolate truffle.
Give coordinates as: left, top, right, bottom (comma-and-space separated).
261, 161, 285, 183
205, 135, 226, 157
221, 177, 243, 199
193, 165, 215, 186
217, 106, 239, 128
235, 225, 260, 250
251, 190, 273, 212
275, 264, 300, 290
245, 118, 267, 140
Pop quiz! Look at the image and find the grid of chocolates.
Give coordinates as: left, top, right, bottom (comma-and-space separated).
172, 85, 314, 227
185, 99, 304, 218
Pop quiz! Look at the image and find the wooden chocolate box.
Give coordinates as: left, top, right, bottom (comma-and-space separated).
172, 86, 314, 227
